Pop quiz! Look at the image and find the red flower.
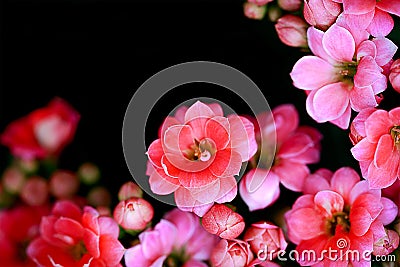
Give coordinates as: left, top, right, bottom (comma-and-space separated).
1, 97, 80, 160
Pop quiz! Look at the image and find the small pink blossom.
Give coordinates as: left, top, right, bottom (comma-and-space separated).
303, 0, 342, 31
277, 0, 302, 12
290, 23, 397, 129
243, 2, 267, 20
389, 58, 400, 93
124, 208, 219, 267
2, 167, 25, 194
118, 181, 143, 201
350, 107, 400, 188
210, 239, 254, 267
27, 200, 125, 267
49, 170, 80, 199
87, 186, 112, 207
373, 229, 399, 256
146, 101, 257, 216
78, 162, 100, 185
285, 167, 398, 266
275, 15, 309, 48
202, 204, 245, 239
113, 197, 154, 231
20, 176, 48, 206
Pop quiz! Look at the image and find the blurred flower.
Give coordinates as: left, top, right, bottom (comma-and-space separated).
113, 197, 154, 231
350, 107, 400, 188
285, 167, 398, 266
275, 14, 308, 48
118, 181, 143, 201
277, 0, 301, 11
210, 239, 254, 267
49, 170, 80, 199
0, 97, 80, 160
78, 162, 100, 185
389, 58, 400, 93
243, 221, 287, 260
244, 2, 267, 20
202, 204, 245, 240
2, 167, 25, 194
124, 208, 219, 267
27, 200, 125, 266
87, 186, 112, 207
146, 101, 257, 216
20, 176, 48, 206
248, 0, 273, 5
303, 0, 341, 31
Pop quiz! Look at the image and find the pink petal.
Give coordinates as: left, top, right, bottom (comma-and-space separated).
147, 139, 164, 168
174, 187, 214, 217
84, 229, 100, 258
228, 115, 257, 161
373, 37, 398, 66
349, 180, 381, 204
205, 116, 230, 150
312, 83, 350, 121
295, 235, 328, 266
374, 134, 395, 168
307, 27, 331, 61
178, 168, 218, 189
302, 173, 331, 195
389, 107, 400, 124
149, 169, 180, 195
141, 220, 176, 259
124, 245, 152, 267
215, 176, 238, 204
342, 0, 376, 15
356, 40, 377, 60
329, 103, 352, 129
189, 179, 220, 204
377, 197, 398, 225
367, 152, 400, 189
365, 109, 392, 143
185, 102, 215, 140
272, 104, 299, 143
99, 235, 125, 266
377, 0, 400, 17
209, 149, 242, 177
163, 125, 194, 154
207, 103, 224, 116
354, 56, 383, 88
287, 208, 325, 239
349, 85, 377, 112
352, 193, 383, 219
159, 116, 181, 138
163, 209, 196, 247
174, 106, 189, 123
278, 132, 314, 159
323, 24, 355, 62
350, 206, 373, 236
369, 9, 394, 38
273, 161, 309, 192
331, 167, 360, 203
290, 56, 337, 90
314, 190, 345, 218
350, 138, 375, 162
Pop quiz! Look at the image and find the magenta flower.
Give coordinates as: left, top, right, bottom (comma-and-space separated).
350, 107, 400, 188
124, 208, 219, 267
146, 101, 257, 216
290, 23, 397, 129
285, 167, 398, 266
27, 200, 125, 267
239, 104, 322, 211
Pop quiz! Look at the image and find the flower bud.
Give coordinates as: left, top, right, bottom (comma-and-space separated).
113, 197, 154, 231
389, 59, 400, 93
49, 170, 79, 199
2, 167, 25, 194
244, 2, 267, 20
275, 14, 308, 48
118, 181, 143, 201
78, 162, 100, 185
20, 176, 48, 206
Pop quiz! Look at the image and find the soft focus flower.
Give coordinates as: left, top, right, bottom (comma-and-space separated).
146, 101, 257, 216
124, 208, 219, 267
389, 58, 400, 93
243, 2, 267, 20
277, 0, 301, 12
87, 186, 112, 207
118, 181, 143, 201
275, 15, 308, 48
78, 162, 100, 185
303, 0, 342, 31
0, 204, 49, 267
248, 0, 273, 5
243, 221, 287, 260
2, 166, 25, 194
202, 204, 245, 239
285, 167, 398, 266
113, 197, 154, 231
240, 104, 321, 211
350, 107, 400, 188
290, 23, 397, 129
20, 176, 49, 206
210, 239, 254, 267
27, 200, 125, 267
0, 97, 80, 160
49, 170, 80, 199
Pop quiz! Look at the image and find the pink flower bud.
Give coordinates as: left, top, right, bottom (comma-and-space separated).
243, 221, 288, 259
211, 239, 254, 267
113, 197, 154, 231
202, 204, 245, 240
87, 186, 112, 207
248, 0, 273, 5
303, 0, 341, 31
277, 0, 302, 11
118, 181, 143, 201
2, 167, 25, 194
373, 229, 399, 256
77, 162, 100, 184
275, 14, 308, 48
49, 170, 79, 199
244, 2, 266, 20
389, 59, 400, 93
20, 176, 48, 206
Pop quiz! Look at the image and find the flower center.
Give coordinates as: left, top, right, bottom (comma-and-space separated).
187, 138, 216, 162
390, 126, 400, 149
69, 240, 88, 261
326, 209, 350, 236
337, 62, 358, 84
163, 248, 189, 267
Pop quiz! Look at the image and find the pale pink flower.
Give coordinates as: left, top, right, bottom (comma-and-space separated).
124, 208, 219, 267
277, 0, 302, 12
239, 104, 322, 211
20, 176, 48, 206
210, 239, 254, 267
243, 221, 288, 260
202, 204, 245, 240
351, 107, 400, 188
49, 170, 80, 199
113, 197, 154, 231
2, 167, 25, 194
118, 181, 143, 201
285, 167, 398, 266
147, 101, 257, 216
389, 58, 400, 93
275, 15, 309, 48
291, 23, 397, 129
27, 200, 125, 267
303, 0, 342, 31
243, 2, 267, 20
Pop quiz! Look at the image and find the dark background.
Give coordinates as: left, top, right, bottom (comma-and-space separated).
2, 0, 398, 224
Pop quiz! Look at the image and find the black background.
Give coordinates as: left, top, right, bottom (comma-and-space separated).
2, 0, 399, 224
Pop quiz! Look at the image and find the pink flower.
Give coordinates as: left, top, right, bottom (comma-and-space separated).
277, 0, 302, 12
78, 162, 100, 185
1, 97, 80, 160
303, 0, 342, 31
349, 107, 377, 146
285, 167, 398, 266
0, 204, 49, 267
118, 181, 143, 201
2, 167, 25, 194
20, 176, 49, 206
202, 204, 245, 239
27, 200, 125, 267
146, 101, 257, 216
350, 107, 400, 188
124, 208, 219, 267
389, 58, 400, 93
243, 221, 288, 260
290, 23, 397, 129
243, 2, 267, 20
240, 104, 321, 211
275, 15, 309, 48
210, 239, 254, 267
113, 197, 154, 231
49, 170, 80, 199
248, 0, 273, 5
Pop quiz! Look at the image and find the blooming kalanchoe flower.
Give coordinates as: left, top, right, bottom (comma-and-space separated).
290, 23, 397, 129
124, 208, 219, 267
146, 101, 257, 216
285, 167, 398, 266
